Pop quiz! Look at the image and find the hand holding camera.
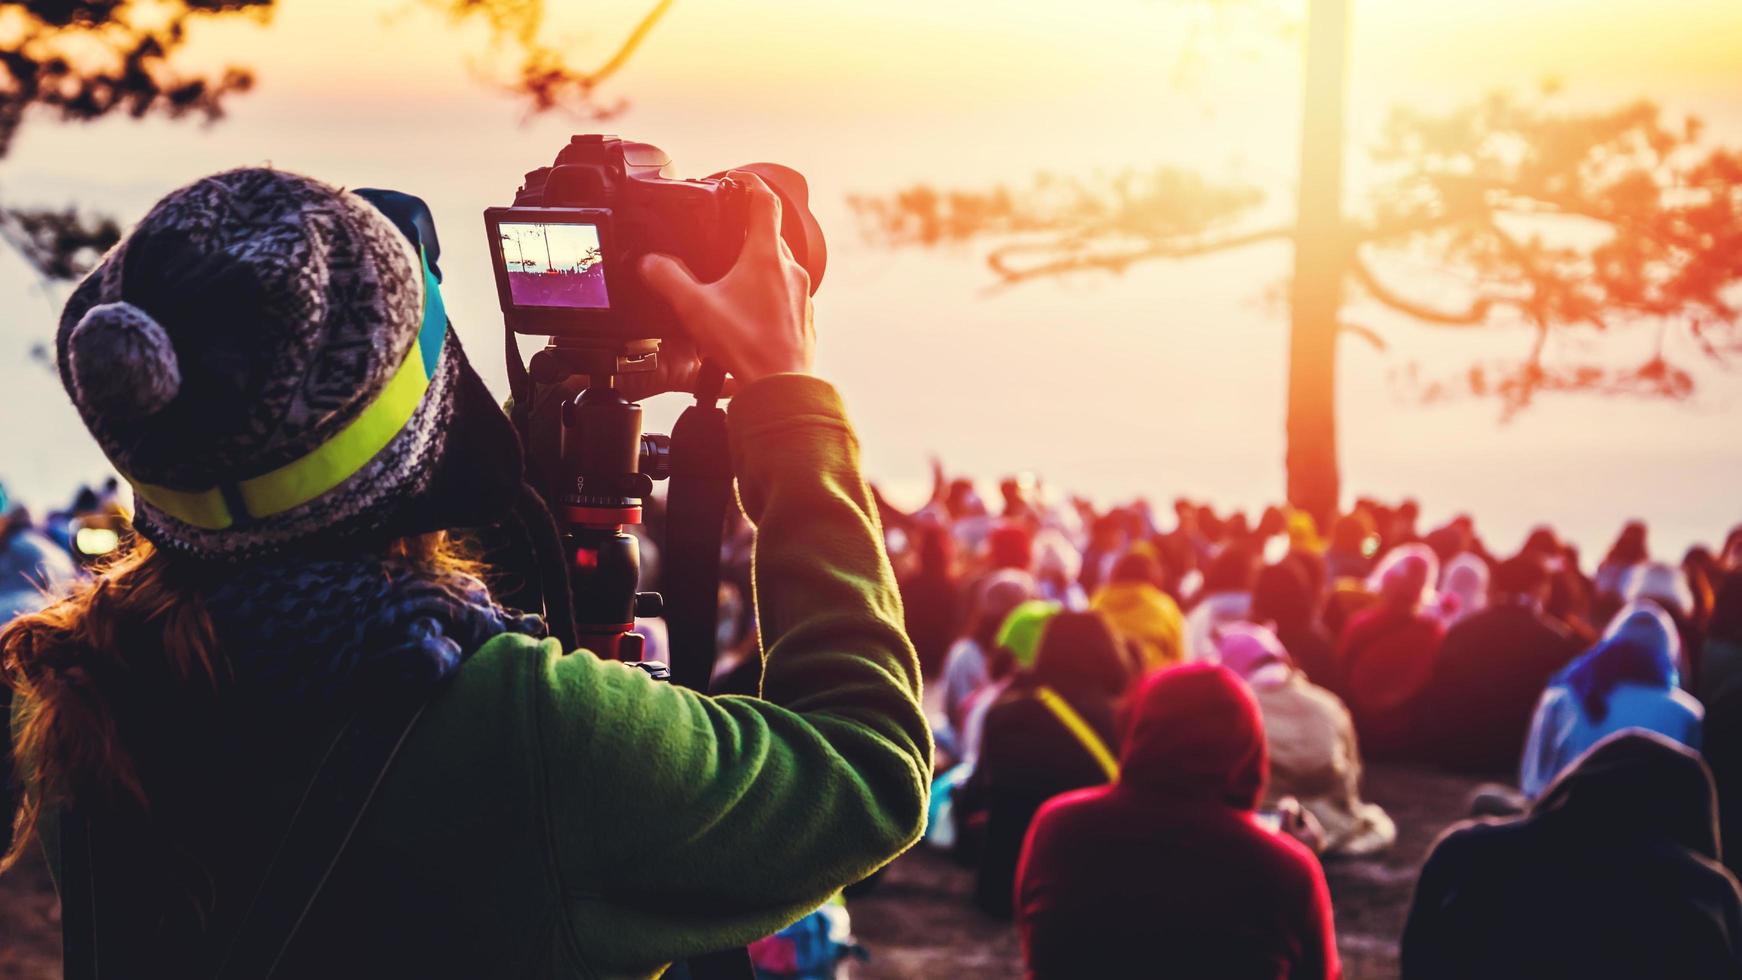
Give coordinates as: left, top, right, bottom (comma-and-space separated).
486, 137, 833, 669
639, 171, 816, 384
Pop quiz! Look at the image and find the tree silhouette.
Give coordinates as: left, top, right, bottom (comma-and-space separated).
847, 167, 1271, 277
429, 0, 674, 118
0, 0, 675, 279
850, 87, 1742, 519
0, 204, 121, 280
0, 0, 268, 278
0, 0, 266, 159
1364, 92, 1742, 414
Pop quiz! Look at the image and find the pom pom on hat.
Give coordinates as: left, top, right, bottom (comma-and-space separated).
65, 301, 182, 418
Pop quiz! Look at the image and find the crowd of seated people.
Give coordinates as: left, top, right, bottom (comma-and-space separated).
875, 464, 1742, 978
5, 463, 1742, 978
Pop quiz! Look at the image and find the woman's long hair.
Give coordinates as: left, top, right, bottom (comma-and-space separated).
1, 532, 476, 874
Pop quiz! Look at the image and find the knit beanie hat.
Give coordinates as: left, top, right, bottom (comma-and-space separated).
57, 167, 521, 561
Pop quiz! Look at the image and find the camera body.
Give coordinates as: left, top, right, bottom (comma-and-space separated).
485, 134, 825, 344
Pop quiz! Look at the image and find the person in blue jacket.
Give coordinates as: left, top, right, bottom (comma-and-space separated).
1520, 599, 1702, 797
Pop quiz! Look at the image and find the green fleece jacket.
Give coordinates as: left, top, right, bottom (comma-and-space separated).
34, 374, 931, 978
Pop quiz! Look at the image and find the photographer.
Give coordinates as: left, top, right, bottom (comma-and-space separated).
1, 167, 930, 977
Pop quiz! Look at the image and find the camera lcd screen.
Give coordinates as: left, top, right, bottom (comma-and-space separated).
498, 221, 610, 309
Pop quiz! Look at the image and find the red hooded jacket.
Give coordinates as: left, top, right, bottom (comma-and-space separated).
1015, 664, 1340, 979
1337, 604, 1444, 758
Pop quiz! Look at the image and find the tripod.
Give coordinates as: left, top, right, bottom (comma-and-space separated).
523, 337, 748, 980
526, 337, 734, 689
539, 341, 668, 663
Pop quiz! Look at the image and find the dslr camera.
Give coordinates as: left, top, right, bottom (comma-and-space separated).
485, 136, 827, 673
484, 134, 827, 350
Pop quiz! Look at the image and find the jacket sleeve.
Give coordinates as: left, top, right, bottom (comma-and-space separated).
1520, 687, 1571, 798
529, 374, 931, 974
1400, 831, 1470, 980
1290, 843, 1341, 980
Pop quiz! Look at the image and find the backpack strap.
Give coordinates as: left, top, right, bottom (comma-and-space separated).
59, 692, 428, 979
59, 809, 99, 980
1034, 686, 1120, 782
212, 692, 429, 979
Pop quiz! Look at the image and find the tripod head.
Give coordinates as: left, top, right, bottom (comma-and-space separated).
530, 338, 672, 662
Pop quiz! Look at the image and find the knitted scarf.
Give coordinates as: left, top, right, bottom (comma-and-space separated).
207, 557, 545, 707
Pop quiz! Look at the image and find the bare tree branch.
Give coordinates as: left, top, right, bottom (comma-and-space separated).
1349, 251, 1493, 325
1339, 320, 1387, 351
0, 205, 120, 280
987, 225, 1290, 284
0, 0, 268, 159
429, 0, 674, 118
1367, 89, 1742, 408
0, 1, 679, 281
858, 88, 1742, 415
0, 1, 269, 279
851, 165, 1276, 293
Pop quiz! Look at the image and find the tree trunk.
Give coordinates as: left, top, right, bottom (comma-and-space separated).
1285, 0, 1350, 529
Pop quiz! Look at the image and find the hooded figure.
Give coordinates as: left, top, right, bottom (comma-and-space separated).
1219, 625, 1396, 857
1520, 600, 1703, 798
987, 519, 1036, 573
1418, 555, 1584, 776
1032, 528, 1088, 610
940, 569, 1035, 747
1015, 664, 1340, 979
1185, 543, 1260, 662
996, 598, 1064, 670
1438, 553, 1489, 627
0, 517, 81, 622
1700, 573, 1742, 878
1621, 559, 1704, 682
1701, 573, 1742, 713
1404, 731, 1742, 979
1286, 511, 1325, 556
1091, 549, 1186, 671
1252, 558, 1338, 689
963, 612, 1132, 918
1336, 545, 1446, 759
1324, 512, 1377, 582
898, 521, 962, 677
1594, 521, 1650, 602
1622, 561, 1697, 620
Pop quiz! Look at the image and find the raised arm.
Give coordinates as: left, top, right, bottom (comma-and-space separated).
529, 171, 930, 975
531, 375, 928, 973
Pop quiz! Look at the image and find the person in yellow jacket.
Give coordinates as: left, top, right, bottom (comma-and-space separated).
1090, 547, 1186, 672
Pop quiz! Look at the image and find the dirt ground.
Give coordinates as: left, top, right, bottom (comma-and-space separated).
848, 763, 1484, 980
0, 846, 59, 980
0, 765, 1479, 979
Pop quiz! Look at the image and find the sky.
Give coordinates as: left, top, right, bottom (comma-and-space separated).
499, 221, 604, 275
1, 0, 1739, 557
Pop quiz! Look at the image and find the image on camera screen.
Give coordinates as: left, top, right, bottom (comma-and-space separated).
499, 221, 610, 309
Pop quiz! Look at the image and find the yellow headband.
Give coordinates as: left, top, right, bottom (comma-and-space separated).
128, 246, 449, 531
